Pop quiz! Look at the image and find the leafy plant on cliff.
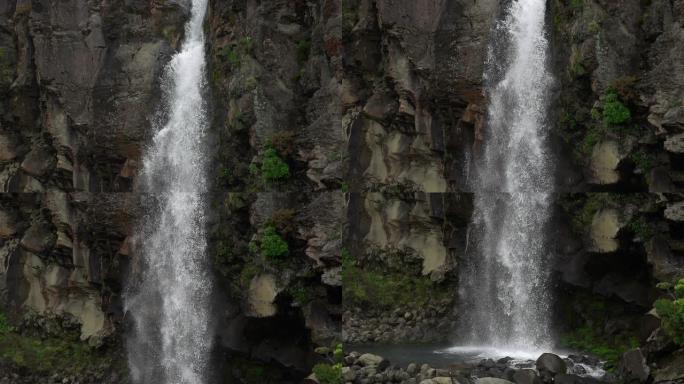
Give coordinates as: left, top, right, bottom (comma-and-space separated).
629, 149, 656, 172
260, 226, 289, 260
655, 279, 684, 346
218, 46, 240, 68
312, 363, 343, 384
602, 92, 631, 125
260, 147, 290, 182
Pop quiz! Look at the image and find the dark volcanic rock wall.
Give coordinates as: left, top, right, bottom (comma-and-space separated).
341, 0, 496, 345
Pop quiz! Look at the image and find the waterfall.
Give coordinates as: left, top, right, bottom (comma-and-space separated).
459, 0, 554, 352
125, 0, 213, 382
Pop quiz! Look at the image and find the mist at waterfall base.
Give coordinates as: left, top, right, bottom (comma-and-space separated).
457, 0, 555, 359
123, 0, 213, 383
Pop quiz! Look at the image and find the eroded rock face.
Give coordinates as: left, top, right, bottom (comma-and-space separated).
589, 208, 625, 253
363, 193, 449, 276
1, 0, 186, 193
0, 192, 133, 342
246, 274, 280, 318
588, 140, 627, 185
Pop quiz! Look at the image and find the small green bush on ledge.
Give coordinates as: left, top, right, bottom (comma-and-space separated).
260, 226, 289, 260
602, 92, 631, 125
655, 278, 684, 346
260, 147, 290, 182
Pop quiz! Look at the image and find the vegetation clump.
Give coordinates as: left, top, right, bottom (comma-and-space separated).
655, 278, 684, 346
0, 312, 121, 377
260, 147, 290, 182
601, 92, 631, 125
558, 293, 639, 369
259, 226, 289, 260
342, 249, 447, 309
312, 363, 343, 384
560, 326, 638, 369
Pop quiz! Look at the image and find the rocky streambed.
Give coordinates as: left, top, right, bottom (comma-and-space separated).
341, 349, 654, 384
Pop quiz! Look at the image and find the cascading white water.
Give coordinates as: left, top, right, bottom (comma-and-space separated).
459, 0, 554, 353
125, 0, 212, 382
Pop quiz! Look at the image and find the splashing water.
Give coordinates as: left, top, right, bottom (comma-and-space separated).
125, 0, 212, 382
459, 0, 554, 353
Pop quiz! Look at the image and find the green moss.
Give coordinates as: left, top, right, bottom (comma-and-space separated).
560, 327, 637, 368
0, 332, 119, 376
312, 363, 343, 384
342, 251, 447, 309
260, 226, 289, 260
559, 292, 640, 369
602, 92, 631, 125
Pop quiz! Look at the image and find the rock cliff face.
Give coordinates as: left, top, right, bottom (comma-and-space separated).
1, 1, 187, 381
0, 0, 683, 383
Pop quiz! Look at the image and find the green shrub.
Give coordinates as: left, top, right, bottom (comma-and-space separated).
218, 46, 240, 67
627, 217, 655, 240
602, 92, 631, 125
288, 285, 311, 305
333, 343, 343, 363
655, 278, 684, 346
312, 363, 342, 384
261, 148, 290, 182
0, 312, 11, 334
629, 149, 656, 172
260, 226, 289, 260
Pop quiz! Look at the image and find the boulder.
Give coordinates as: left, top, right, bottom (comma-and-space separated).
476, 378, 514, 384
553, 373, 598, 384
653, 348, 684, 383
432, 377, 455, 384
664, 133, 684, 153
513, 369, 539, 384
358, 353, 390, 370
664, 201, 684, 222
536, 353, 567, 383
618, 349, 650, 383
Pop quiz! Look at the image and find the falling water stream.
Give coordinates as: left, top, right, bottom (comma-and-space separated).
456, 0, 554, 355
125, 0, 212, 383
